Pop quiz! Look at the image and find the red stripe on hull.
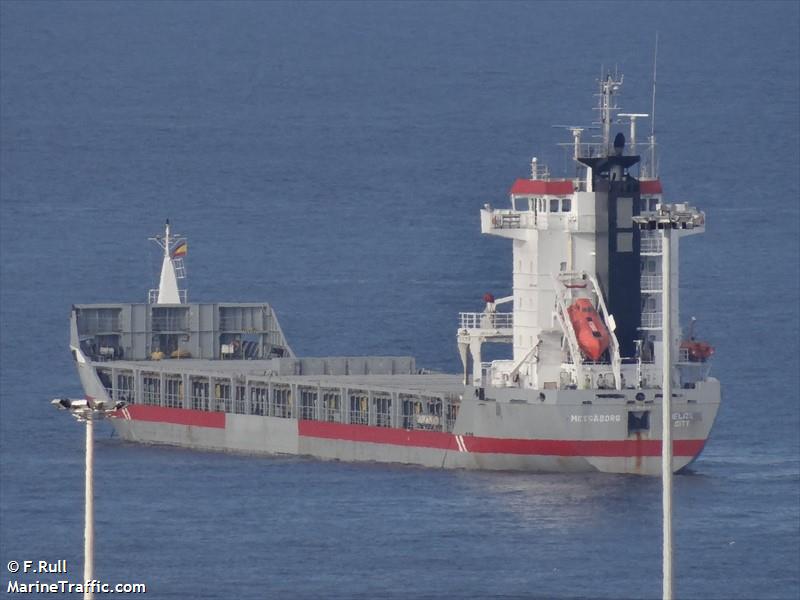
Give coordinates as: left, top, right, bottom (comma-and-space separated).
465, 437, 704, 457
299, 420, 456, 450
299, 420, 704, 457
122, 405, 225, 429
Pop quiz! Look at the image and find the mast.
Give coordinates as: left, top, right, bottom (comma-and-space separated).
597, 72, 623, 154
149, 219, 187, 304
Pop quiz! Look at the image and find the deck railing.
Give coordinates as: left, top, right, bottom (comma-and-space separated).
678, 347, 690, 363
148, 289, 187, 304
459, 312, 513, 330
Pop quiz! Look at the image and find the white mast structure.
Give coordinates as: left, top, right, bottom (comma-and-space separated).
598, 72, 622, 153
149, 220, 187, 304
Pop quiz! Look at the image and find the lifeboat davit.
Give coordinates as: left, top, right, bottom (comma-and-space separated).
567, 298, 610, 361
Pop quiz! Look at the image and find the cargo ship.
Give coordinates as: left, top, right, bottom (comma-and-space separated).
69, 74, 720, 474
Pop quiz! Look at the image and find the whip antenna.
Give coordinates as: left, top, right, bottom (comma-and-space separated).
650, 33, 659, 177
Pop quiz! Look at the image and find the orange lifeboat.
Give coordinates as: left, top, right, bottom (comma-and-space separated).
680, 318, 714, 362
680, 339, 715, 362
567, 298, 610, 361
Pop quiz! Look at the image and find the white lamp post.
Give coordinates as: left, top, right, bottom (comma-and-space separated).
634, 202, 704, 600
52, 397, 124, 600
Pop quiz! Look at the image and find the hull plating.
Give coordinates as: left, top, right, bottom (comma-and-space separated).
109, 391, 718, 475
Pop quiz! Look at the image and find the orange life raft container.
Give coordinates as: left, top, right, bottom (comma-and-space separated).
567, 298, 611, 361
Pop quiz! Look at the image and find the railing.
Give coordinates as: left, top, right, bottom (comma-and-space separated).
496, 213, 522, 228
640, 312, 663, 328
640, 275, 663, 291
489, 210, 539, 229
459, 312, 513, 330
148, 289, 187, 304
490, 209, 589, 232
640, 235, 662, 254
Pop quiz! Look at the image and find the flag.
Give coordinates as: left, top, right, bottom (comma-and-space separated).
171, 241, 187, 258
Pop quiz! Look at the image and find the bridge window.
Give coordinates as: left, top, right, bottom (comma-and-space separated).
550, 198, 559, 212
561, 198, 571, 212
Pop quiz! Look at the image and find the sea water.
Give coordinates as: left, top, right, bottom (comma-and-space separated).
1, 2, 798, 598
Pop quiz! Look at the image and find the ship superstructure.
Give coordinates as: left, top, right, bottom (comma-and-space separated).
68, 74, 720, 474
459, 73, 710, 397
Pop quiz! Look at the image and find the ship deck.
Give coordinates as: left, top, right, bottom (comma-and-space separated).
98, 358, 465, 397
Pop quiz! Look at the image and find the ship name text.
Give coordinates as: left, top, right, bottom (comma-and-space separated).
570, 414, 621, 423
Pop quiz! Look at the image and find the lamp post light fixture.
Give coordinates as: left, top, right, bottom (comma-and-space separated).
51, 397, 126, 600
632, 202, 705, 600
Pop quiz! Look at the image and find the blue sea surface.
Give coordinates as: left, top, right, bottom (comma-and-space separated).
1, 2, 798, 598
